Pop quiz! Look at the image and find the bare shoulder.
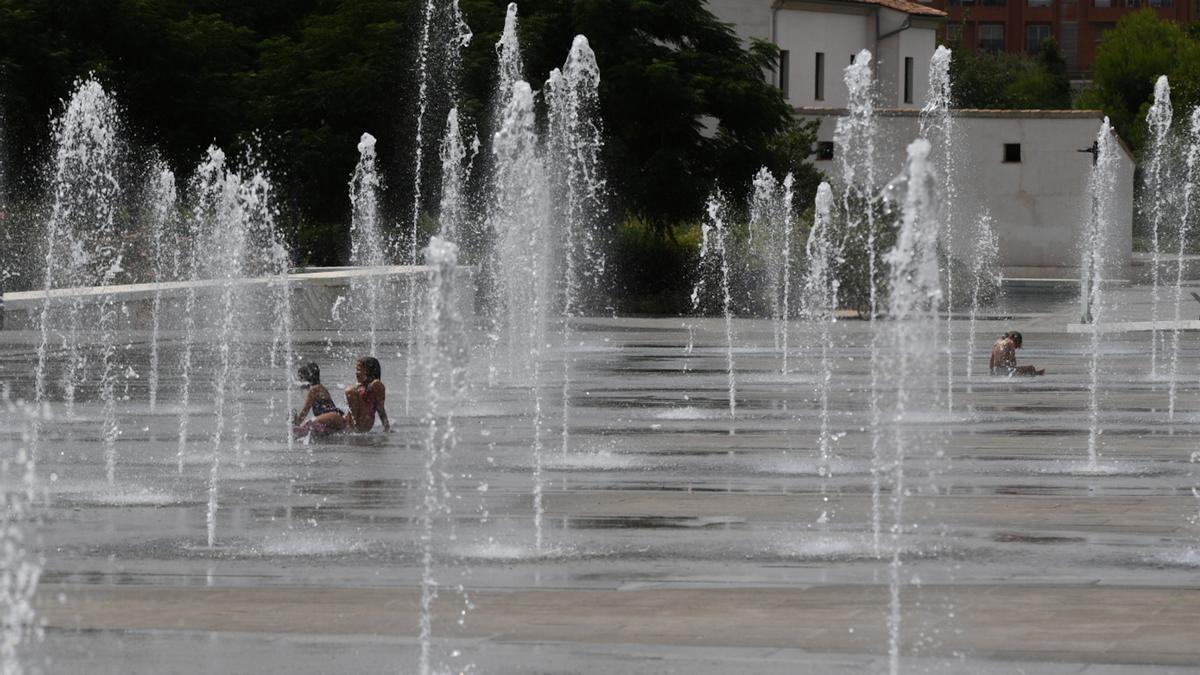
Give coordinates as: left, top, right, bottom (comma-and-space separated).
369, 379, 386, 399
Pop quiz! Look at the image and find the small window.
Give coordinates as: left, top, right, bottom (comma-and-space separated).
1094, 0, 1111, 7
816, 141, 835, 161
946, 24, 964, 43
815, 52, 825, 101
1026, 24, 1052, 54
779, 50, 790, 98
979, 24, 1005, 52
1027, 0, 1051, 6
903, 57, 914, 104
1004, 143, 1022, 163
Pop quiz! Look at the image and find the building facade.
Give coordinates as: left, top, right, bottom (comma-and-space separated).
921, 0, 1192, 76
708, 0, 946, 108
799, 109, 1135, 278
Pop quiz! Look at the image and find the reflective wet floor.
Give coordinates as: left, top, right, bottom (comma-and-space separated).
3, 287, 1200, 673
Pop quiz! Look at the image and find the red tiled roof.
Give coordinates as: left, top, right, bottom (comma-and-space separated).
826, 0, 947, 17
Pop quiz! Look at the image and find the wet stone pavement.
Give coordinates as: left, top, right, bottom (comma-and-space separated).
3, 288, 1200, 674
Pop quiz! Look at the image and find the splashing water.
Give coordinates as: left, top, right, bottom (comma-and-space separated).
146, 164, 177, 413
349, 132, 388, 355
546, 35, 605, 458
749, 168, 796, 372
33, 79, 124, 481
1145, 76, 1173, 378
1168, 108, 1200, 421
417, 236, 470, 675
0, 401, 42, 675
920, 45, 959, 411
835, 50, 880, 319
1082, 119, 1121, 470
701, 195, 737, 419
881, 138, 942, 675
437, 108, 478, 244
806, 182, 839, 521
965, 212, 999, 387
835, 52, 888, 555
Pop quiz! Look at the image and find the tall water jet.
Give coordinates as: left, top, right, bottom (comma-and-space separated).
920, 45, 959, 411
176, 165, 209, 474
416, 236, 469, 675
436, 109, 477, 244
546, 35, 606, 456
33, 79, 124, 481
0, 400, 42, 675
748, 169, 796, 371
1081, 120, 1121, 469
881, 138, 942, 675
403, 0, 472, 414
965, 212, 999, 386
489, 80, 552, 549
1168, 108, 1200, 421
804, 182, 839, 520
195, 147, 244, 548
194, 147, 284, 546
1143, 76, 1172, 378
835, 52, 887, 553
479, 1, 528, 380
146, 163, 177, 413
701, 195, 737, 418
490, 81, 551, 381
835, 50, 880, 318
349, 132, 387, 355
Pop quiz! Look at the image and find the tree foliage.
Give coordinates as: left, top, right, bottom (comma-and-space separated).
1076, 9, 1200, 151
459, 0, 818, 235
0, 0, 815, 263
948, 37, 1071, 110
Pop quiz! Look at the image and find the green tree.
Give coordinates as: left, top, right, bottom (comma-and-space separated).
948, 37, 1071, 109
459, 0, 815, 235
1076, 9, 1200, 150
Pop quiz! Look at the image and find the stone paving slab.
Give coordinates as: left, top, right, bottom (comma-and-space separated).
37, 583, 1200, 668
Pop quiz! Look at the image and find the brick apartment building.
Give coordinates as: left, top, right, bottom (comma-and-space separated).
922, 0, 1195, 76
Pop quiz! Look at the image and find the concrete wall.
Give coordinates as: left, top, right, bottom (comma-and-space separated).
706, 0, 773, 43
1, 266, 476, 332
877, 18, 938, 109
776, 6, 874, 108
800, 109, 1135, 279
773, 4, 937, 109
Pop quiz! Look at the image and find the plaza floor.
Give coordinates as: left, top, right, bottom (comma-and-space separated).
3, 286, 1200, 673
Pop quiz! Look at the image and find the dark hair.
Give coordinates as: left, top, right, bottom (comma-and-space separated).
297, 362, 321, 385
1004, 331, 1023, 347
358, 356, 382, 383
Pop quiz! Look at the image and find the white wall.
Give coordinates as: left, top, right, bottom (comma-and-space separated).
775, 8, 873, 108
774, 5, 938, 109
800, 111, 1135, 278
705, 0, 774, 43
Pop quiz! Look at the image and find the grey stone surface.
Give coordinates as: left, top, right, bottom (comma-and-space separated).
3, 286, 1200, 673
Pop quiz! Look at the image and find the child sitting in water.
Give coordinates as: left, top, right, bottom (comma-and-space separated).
989, 331, 1045, 377
344, 356, 390, 433
293, 362, 347, 438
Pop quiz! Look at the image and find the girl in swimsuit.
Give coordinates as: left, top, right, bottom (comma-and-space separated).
293, 362, 347, 437
344, 356, 390, 433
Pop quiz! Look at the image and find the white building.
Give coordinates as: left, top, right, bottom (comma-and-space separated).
705, 0, 1135, 280
799, 109, 1135, 279
707, 0, 945, 109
